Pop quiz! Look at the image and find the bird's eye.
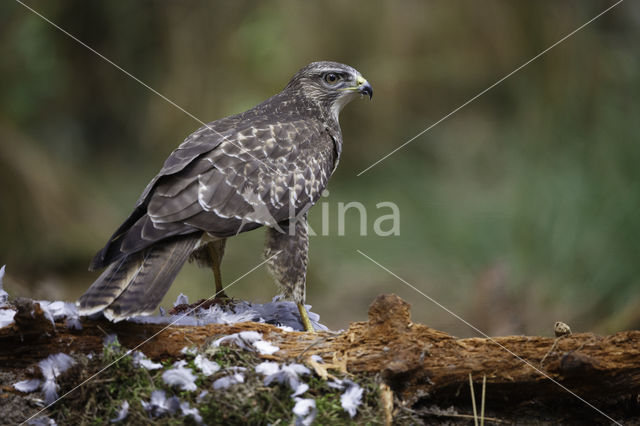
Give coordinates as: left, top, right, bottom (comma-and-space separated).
324, 73, 340, 85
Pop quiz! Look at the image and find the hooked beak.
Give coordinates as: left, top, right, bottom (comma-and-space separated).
356, 75, 373, 100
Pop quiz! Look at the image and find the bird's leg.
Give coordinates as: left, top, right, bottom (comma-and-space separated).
297, 303, 315, 332
265, 215, 315, 332
207, 239, 228, 298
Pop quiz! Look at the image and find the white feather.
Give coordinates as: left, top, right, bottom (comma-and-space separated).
212, 373, 244, 390
293, 398, 316, 426
255, 361, 280, 376
110, 400, 129, 423
141, 390, 180, 417
131, 351, 162, 370
0, 265, 7, 305
180, 401, 203, 424
194, 354, 220, 376
252, 339, 279, 355
213, 331, 262, 350
162, 360, 197, 391
261, 363, 311, 396
0, 308, 16, 329
38, 353, 76, 404
14, 379, 42, 393
340, 382, 364, 418
173, 293, 189, 306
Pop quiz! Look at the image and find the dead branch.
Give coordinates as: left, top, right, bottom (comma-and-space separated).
2, 294, 639, 422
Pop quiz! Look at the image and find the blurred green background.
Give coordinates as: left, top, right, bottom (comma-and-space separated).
1, 1, 638, 336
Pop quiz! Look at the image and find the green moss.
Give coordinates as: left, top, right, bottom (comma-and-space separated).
305, 375, 384, 425
198, 376, 296, 425
49, 341, 384, 425
52, 342, 158, 424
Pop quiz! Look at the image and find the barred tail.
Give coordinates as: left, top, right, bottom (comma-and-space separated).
77, 236, 198, 321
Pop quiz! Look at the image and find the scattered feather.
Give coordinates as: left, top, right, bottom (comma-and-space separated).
36, 301, 81, 330
38, 302, 55, 326
213, 331, 262, 350
213, 331, 279, 355
327, 378, 345, 389
212, 373, 244, 390
340, 382, 364, 418
180, 401, 203, 424
196, 390, 209, 403
130, 314, 200, 326
26, 416, 57, 426
110, 400, 129, 423
293, 397, 317, 426
38, 301, 67, 318
162, 360, 197, 391
277, 364, 306, 385
310, 354, 323, 363
253, 339, 280, 355
174, 293, 189, 306
14, 379, 42, 393
41, 379, 59, 405
259, 362, 311, 398
11, 292, 329, 330
64, 316, 82, 330
292, 383, 309, 397
198, 303, 257, 324
127, 298, 328, 330
180, 346, 198, 356
194, 354, 220, 376
38, 353, 76, 404
141, 390, 180, 417
0, 265, 7, 304
0, 308, 16, 329
131, 351, 162, 370
255, 361, 280, 376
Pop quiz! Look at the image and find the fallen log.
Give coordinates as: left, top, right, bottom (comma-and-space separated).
1, 294, 639, 423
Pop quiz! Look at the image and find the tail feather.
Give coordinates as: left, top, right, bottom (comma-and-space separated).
77, 236, 198, 321
77, 255, 145, 316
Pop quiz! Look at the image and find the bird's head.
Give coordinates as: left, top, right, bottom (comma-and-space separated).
285, 61, 372, 122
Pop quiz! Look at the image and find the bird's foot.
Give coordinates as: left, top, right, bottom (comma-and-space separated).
215, 290, 229, 299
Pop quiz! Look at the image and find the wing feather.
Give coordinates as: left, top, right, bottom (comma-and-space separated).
93, 114, 339, 267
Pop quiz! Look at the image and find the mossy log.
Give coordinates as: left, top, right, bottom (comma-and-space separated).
2, 294, 639, 423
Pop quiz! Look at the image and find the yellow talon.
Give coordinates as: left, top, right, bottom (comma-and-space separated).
297, 303, 315, 332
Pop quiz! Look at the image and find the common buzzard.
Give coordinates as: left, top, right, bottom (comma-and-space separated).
77, 61, 372, 331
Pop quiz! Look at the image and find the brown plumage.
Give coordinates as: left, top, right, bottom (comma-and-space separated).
77, 61, 372, 330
